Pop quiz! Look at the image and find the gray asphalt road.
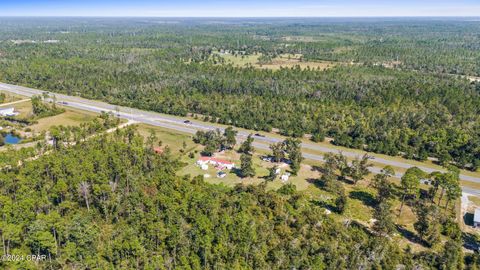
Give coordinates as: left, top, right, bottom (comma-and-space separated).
1, 81, 480, 196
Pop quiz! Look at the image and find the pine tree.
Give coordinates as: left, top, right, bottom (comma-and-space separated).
238, 134, 254, 154
240, 153, 255, 178
265, 166, 278, 181
371, 166, 395, 203
373, 202, 396, 236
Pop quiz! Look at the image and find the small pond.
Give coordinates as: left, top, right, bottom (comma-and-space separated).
4, 133, 22, 144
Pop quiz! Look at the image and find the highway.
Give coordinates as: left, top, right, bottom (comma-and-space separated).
1, 81, 480, 196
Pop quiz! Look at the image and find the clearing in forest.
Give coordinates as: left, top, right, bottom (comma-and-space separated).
212, 51, 338, 70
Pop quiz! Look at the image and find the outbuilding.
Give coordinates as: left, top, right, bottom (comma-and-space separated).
0, 108, 18, 117
474, 209, 480, 228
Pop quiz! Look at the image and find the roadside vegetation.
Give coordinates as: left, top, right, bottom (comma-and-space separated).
0, 95, 96, 147
0, 18, 479, 172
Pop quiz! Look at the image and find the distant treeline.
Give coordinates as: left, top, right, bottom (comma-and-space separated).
0, 18, 479, 169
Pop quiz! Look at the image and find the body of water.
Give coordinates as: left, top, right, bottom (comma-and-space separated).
4, 133, 22, 144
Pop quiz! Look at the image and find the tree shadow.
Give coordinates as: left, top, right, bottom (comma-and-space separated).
462, 232, 480, 252
338, 177, 355, 185
231, 168, 244, 178
395, 225, 423, 246
419, 189, 430, 200
307, 177, 326, 190
349, 190, 376, 207
349, 220, 374, 236
259, 175, 270, 180
311, 165, 327, 174
464, 212, 474, 227
311, 200, 336, 212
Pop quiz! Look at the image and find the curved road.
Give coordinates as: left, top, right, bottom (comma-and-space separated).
1, 82, 480, 196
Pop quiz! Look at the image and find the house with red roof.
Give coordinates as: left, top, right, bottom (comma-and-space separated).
197, 156, 235, 170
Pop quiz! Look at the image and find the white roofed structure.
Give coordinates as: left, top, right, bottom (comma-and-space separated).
474, 209, 480, 228
0, 107, 18, 117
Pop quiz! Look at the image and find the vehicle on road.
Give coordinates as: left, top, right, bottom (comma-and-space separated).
184, 120, 191, 124
254, 133, 265, 137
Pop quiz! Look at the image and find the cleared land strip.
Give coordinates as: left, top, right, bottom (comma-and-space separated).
1, 81, 479, 195
0, 98, 30, 107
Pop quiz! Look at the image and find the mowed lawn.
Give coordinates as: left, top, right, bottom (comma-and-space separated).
30, 106, 99, 133
136, 123, 198, 153
1, 100, 99, 133
136, 123, 319, 191
179, 149, 318, 191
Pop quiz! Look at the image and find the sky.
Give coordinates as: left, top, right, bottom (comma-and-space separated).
1, 0, 480, 17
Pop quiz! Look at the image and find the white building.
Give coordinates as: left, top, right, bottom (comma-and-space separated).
0, 108, 18, 117
474, 209, 480, 228
197, 157, 235, 170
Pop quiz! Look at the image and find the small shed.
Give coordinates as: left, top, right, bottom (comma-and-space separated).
474, 209, 480, 228
0, 108, 18, 117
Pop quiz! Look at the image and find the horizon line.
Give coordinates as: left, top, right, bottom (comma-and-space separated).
1, 15, 480, 18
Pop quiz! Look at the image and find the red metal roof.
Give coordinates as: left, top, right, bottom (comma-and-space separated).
199, 156, 233, 165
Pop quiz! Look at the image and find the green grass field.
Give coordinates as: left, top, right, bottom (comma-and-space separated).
30, 107, 98, 132
211, 52, 337, 71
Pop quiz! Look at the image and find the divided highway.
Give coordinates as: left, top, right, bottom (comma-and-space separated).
1, 81, 480, 196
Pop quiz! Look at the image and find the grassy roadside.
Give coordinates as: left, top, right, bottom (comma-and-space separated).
147, 111, 480, 180
6, 88, 478, 180
0, 90, 24, 104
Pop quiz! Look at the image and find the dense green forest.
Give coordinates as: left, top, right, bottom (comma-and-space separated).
0, 18, 479, 170
0, 125, 474, 269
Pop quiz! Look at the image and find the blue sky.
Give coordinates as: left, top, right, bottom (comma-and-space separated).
1, 0, 480, 17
